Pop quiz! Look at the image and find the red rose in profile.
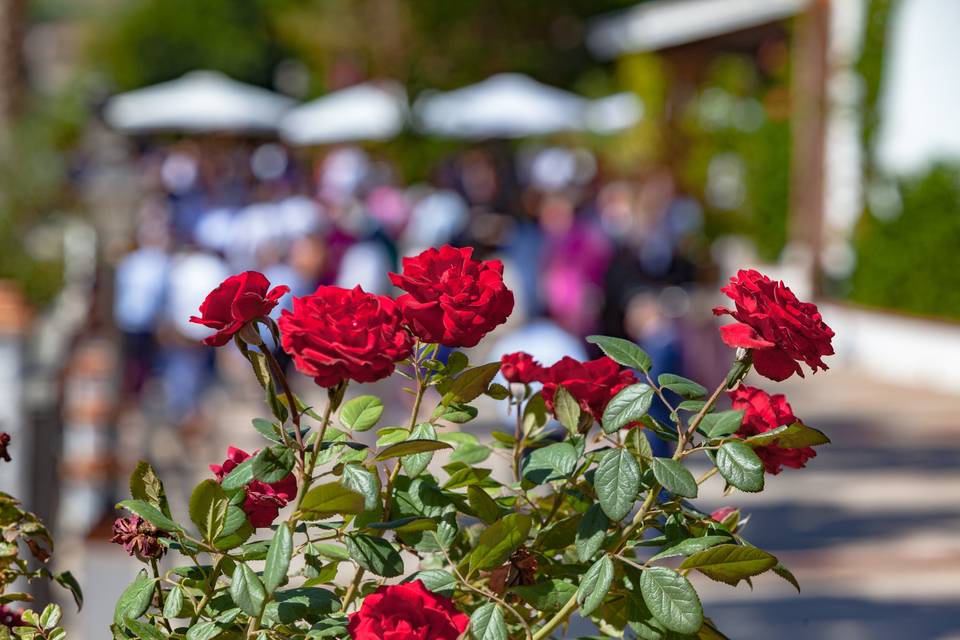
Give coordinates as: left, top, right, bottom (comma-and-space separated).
501, 352, 542, 385
714, 269, 834, 381
729, 385, 816, 475
189, 271, 289, 347
278, 285, 413, 388
389, 245, 514, 348
210, 447, 297, 529
347, 580, 468, 640
539, 356, 637, 423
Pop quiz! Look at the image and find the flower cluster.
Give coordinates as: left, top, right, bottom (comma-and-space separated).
730, 385, 817, 474
210, 447, 297, 529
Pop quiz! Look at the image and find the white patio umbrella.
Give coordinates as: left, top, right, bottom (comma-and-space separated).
280, 82, 407, 146
415, 73, 640, 139
103, 70, 296, 134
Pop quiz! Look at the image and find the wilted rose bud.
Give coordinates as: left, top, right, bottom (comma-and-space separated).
0, 432, 11, 463
111, 515, 167, 561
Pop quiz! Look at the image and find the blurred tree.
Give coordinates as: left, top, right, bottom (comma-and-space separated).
94, 0, 297, 90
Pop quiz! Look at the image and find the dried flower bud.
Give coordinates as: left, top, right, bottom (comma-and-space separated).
0, 432, 11, 463
111, 515, 167, 561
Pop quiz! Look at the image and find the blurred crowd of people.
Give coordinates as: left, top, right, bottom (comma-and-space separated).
112, 139, 708, 429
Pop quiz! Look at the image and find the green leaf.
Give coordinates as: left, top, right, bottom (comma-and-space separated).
594, 448, 640, 521
553, 386, 581, 433
344, 534, 404, 577
716, 442, 765, 492
522, 392, 548, 432
252, 446, 295, 484
522, 442, 577, 484
699, 410, 745, 439
649, 535, 730, 561
443, 466, 492, 489
467, 486, 502, 525
657, 374, 707, 399
405, 569, 457, 597
772, 562, 802, 593
486, 383, 511, 400
449, 442, 492, 465
54, 571, 84, 611
116, 500, 182, 534
444, 362, 501, 404
677, 400, 707, 413
163, 585, 184, 618
366, 516, 437, 534
578, 555, 615, 616
639, 567, 704, 634
252, 418, 283, 443
299, 483, 366, 519
745, 421, 830, 448
587, 335, 652, 372
433, 402, 479, 423
341, 465, 380, 512
113, 570, 155, 625
188, 480, 230, 541
264, 523, 293, 594
511, 579, 577, 612
263, 587, 340, 625
651, 458, 698, 499
575, 504, 609, 562
123, 618, 164, 640
468, 513, 532, 573
679, 544, 778, 586
401, 423, 438, 478
469, 603, 507, 640
376, 439, 451, 461
129, 461, 171, 518
602, 384, 654, 433
185, 620, 222, 640
220, 458, 255, 491
230, 564, 267, 617
339, 396, 384, 432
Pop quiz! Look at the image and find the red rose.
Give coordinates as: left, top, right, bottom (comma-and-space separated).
501, 352, 542, 385
389, 245, 514, 348
539, 356, 637, 423
729, 385, 816, 475
190, 271, 289, 347
278, 285, 413, 388
348, 580, 468, 640
714, 269, 834, 381
710, 506, 738, 523
210, 447, 297, 529
111, 515, 167, 561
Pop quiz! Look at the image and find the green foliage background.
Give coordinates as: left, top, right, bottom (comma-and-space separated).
848, 0, 960, 320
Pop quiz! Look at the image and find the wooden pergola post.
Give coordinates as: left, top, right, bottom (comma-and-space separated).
788, 0, 831, 291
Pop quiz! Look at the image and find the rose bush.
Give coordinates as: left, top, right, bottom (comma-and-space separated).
3, 244, 834, 640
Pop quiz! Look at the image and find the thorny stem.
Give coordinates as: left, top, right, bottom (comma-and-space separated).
189, 558, 224, 625
150, 558, 173, 633
342, 343, 430, 612
260, 341, 304, 468
433, 532, 533, 640
512, 394, 524, 482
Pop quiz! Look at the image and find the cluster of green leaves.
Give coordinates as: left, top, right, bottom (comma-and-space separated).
0, 492, 83, 628
1, 603, 67, 640
110, 328, 828, 640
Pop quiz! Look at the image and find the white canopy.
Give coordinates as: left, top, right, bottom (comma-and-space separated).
103, 70, 296, 134
280, 82, 408, 146
414, 73, 640, 138
588, 0, 807, 58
